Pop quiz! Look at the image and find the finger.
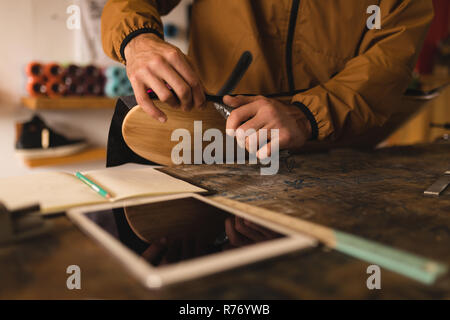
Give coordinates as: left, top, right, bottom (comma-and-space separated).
245, 128, 269, 154
257, 135, 281, 160
171, 53, 206, 109
141, 243, 166, 265
247, 127, 274, 147
237, 117, 267, 153
234, 217, 267, 242
152, 60, 193, 111
225, 217, 250, 247
132, 80, 167, 122
255, 124, 284, 160
257, 142, 271, 160
243, 220, 280, 239
223, 95, 260, 108
238, 114, 266, 133
226, 100, 261, 131
142, 72, 179, 108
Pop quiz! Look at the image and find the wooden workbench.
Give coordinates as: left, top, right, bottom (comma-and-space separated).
1, 143, 449, 299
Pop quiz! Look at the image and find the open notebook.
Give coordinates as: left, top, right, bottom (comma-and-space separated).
0, 168, 206, 214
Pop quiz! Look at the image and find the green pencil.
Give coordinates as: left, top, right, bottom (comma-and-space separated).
75, 172, 111, 199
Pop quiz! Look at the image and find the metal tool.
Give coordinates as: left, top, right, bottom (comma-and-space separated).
145, 51, 253, 120
424, 170, 450, 197
140, 51, 252, 120
145, 90, 235, 119
212, 101, 233, 119
201, 94, 234, 119
405, 82, 450, 101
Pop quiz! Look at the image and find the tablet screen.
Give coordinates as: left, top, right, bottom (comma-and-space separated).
83, 197, 285, 267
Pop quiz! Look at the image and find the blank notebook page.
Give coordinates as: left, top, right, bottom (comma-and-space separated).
0, 168, 206, 214
0, 172, 104, 213
83, 168, 206, 200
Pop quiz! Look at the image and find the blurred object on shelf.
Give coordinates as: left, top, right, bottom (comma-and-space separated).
26, 79, 46, 97
86, 82, 104, 96
434, 36, 450, 77
24, 62, 106, 98
104, 66, 133, 97
25, 62, 44, 79
386, 74, 450, 146
84, 65, 102, 79
430, 122, 450, 130
43, 62, 64, 80
66, 64, 84, 78
46, 79, 68, 98
415, 0, 449, 75
164, 23, 180, 38
105, 65, 126, 79
435, 134, 450, 143
404, 78, 449, 101
66, 80, 85, 96
407, 72, 421, 91
15, 114, 88, 160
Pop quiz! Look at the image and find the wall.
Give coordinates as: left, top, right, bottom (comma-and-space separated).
0, 0, 191, 107
0, 0, 191, 177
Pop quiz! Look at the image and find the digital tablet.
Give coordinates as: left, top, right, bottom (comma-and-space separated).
67, 193, 316, 288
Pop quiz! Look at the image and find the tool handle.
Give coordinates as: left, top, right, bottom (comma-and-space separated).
216, 51, 253, 95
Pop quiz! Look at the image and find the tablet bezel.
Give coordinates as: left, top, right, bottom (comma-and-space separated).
67, 193, 316, 288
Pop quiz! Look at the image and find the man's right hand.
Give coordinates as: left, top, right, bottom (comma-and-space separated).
124, 33, 206, 122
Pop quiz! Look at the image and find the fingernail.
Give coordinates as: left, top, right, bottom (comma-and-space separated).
248, 140, 257, 154
226, 129, 235, 137
158, 117, 166, 123
237, 137, 245, 149
257, 149, 268, 160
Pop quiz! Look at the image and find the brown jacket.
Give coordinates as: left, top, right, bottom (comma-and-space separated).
102, 0, 433, 143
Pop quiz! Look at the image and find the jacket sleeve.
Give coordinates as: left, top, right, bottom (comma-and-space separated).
101, 0, 181, 64
292, 0, 434, 141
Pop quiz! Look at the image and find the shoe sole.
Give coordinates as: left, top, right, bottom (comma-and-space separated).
15, 142, 88, 160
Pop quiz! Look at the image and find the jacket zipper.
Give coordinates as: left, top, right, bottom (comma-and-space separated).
286, 0, 300, 93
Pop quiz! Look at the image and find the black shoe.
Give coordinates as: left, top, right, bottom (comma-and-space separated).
15, 115, 88, 159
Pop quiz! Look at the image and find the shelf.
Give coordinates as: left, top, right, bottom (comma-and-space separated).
21, 97, 117, 110
22, 148, 106, 168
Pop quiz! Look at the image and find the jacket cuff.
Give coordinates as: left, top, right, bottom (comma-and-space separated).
291, 92, 334, 140
292, 102, 319, 141
119, 28, 164, 63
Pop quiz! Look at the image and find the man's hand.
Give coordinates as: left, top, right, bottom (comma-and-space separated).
225, 216, 281, 247
224, 95, 312, 158
124, 33, 206, 122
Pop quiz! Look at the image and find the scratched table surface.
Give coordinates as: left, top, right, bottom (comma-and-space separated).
1, 143, 449, 299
